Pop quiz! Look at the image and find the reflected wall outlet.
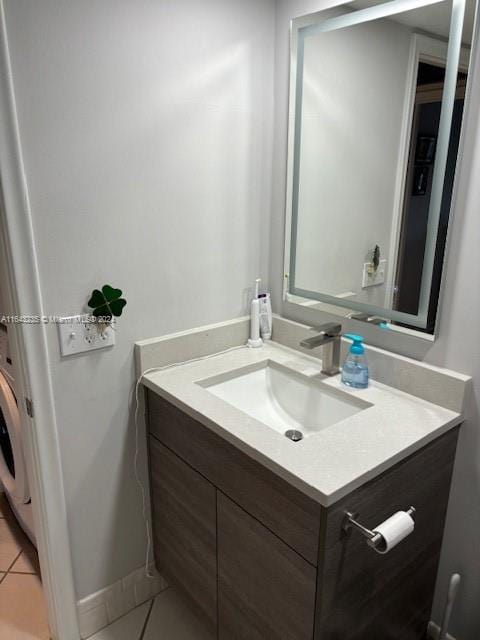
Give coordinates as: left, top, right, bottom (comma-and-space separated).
362, 259, 386, 289
58, 315, 115, 356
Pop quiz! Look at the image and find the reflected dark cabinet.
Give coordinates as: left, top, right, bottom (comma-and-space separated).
147, 391, 459, 640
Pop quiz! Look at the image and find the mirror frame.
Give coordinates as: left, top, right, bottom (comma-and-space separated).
283, 0, 471, 338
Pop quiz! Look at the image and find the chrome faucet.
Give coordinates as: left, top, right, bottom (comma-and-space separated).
300, 322, 342, 376
350, 312, 389, 327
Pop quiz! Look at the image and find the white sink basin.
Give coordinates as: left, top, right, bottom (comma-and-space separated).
200, 360, 370, 440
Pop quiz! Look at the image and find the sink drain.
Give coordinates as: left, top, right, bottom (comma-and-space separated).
285, 429, 304, 442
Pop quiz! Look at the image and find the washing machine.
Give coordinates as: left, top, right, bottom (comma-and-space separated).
0, 322, 36, 544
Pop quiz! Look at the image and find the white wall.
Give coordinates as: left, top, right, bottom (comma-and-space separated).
272, 1, 480, 637
295, 17, 412, 307
3, 0, 275, 600
424, 34, 480, 636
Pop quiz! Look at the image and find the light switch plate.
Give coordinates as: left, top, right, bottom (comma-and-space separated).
362, 259, 387, 289
57, 315, 115, 356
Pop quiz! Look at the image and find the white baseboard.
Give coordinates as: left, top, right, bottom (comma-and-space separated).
77, 564, 168, 639
428, 620, 457, 640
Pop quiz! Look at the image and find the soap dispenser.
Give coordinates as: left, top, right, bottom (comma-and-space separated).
341, 334, 369, 389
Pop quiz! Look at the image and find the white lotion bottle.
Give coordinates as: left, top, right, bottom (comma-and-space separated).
248, 279, 263, 348
259, 292, 272, 340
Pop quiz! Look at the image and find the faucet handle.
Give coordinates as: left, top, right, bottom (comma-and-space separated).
311, 322, 342, 337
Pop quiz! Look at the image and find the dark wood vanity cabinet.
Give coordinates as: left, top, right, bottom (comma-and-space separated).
148, 391, 321, 565
147, 390, 459, 640
217, 492, 317, 639
313, 429, 458, 640
149, 437, 217, 632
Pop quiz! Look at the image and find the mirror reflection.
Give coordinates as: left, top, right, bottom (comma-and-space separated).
286, 0, 475, 334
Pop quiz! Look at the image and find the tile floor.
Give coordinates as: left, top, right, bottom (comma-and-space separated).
0, 492, 50, 640
90, 587, 213, 640
1, 493, 210, 640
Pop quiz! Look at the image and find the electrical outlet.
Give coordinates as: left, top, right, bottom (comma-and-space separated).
362, 259, 386, 289
57, 315, 115, 356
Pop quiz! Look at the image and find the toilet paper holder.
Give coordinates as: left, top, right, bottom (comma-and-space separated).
343, 506, 416, 553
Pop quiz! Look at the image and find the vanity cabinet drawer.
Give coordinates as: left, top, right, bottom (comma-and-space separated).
147, 390, 321, 565
217, 492, 317, 640
315, 428, 459, 640
149, 436, 217, 632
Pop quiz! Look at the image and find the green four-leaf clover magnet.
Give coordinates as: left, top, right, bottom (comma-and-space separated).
88, 285, 127, 323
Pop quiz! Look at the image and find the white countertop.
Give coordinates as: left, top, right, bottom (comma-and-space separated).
142, 340, 462, 506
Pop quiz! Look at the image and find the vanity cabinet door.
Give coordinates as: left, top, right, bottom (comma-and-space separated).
217, 492, 317, 640
149, 436, 217, 633
147, 390, 321, 565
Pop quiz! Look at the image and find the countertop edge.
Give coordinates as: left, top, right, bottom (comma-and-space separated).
142, 377, 463, 508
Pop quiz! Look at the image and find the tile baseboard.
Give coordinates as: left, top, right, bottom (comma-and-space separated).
428, 621, 456, 640
74, 552, 454, 640
77, 565, 168, 639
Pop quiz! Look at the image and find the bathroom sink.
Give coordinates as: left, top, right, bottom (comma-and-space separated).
200, 360, 370, 440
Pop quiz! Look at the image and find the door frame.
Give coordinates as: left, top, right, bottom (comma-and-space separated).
385, 34, 471, 311
393, 81, 467, 314
0, 3, 80, 639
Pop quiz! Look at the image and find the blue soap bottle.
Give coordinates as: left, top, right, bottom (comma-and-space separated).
341, 334, 369, 389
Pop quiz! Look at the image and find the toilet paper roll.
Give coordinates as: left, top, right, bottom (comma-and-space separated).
372, 510, 415, 554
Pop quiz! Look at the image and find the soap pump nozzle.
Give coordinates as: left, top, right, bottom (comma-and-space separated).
344, 333, 365, 355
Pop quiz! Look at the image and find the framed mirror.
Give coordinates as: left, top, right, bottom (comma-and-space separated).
284, 0, 477, 336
